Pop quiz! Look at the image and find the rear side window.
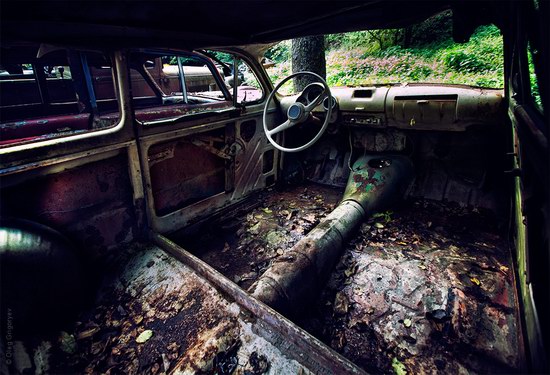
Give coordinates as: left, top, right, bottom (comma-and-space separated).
129, 52, 233, 124
0, 47, 120, 147
129, 50, 265, 124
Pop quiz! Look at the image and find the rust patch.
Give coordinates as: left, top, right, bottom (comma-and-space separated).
300, 199, 523, 374
44, 247, 240, 374
174, 183, 341, 290
352, 167, 385, 192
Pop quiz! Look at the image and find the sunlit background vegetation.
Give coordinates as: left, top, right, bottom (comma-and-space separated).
265, 11, 506, 89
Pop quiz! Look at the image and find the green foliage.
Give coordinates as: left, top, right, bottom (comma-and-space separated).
165, 55, 204, 66
391, 357, 407, 375
209, 51, 234, 65
439, 25, 503, 74
441, 50, 489, 73
264, 40, 290, 63
326, 31, 370, 50
407, 10, 453, 47
326, 30, 403, 53
266, 14, 504, 89
527, 45, 543, 112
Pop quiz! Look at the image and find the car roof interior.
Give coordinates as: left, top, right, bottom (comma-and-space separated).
1, 1, 504, 48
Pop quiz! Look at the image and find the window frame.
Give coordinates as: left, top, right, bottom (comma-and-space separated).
197, 49, 267, 107
129, 49, 240, 127
0, 49, 127, 155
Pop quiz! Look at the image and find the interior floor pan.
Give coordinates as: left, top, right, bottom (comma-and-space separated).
175, 182, 524, 374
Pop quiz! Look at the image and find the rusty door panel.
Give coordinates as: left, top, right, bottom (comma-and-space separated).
142, 112, 278, 234
148, 132, 226, 216
0, 152, 137, 258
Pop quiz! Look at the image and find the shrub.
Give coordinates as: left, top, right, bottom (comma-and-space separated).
265, 41, 291, 64
442, 50, 490, 73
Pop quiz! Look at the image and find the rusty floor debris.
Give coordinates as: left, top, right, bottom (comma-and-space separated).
177, 184, 342, 291
178, 183, 523, 374
7, 183, 522, 374
7, 245, 324, 375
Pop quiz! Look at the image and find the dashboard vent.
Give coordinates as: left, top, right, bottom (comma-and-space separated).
353, 89, 373, 98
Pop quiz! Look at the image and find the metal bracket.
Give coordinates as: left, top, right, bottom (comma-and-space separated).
189, 136, 234, 160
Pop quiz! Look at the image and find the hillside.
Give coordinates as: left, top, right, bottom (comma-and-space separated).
266, 14, 504, 89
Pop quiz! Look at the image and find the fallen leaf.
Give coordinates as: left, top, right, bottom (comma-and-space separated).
151, 363, 160, 374
403, 318, 412, 328
136, 330, 153, 344
334, 291, 349, 315
59, 331, 77, 354
391, 357, 407, 375
162, 353, 171, 372
331, 330, 346, 350
262, 208, 273, 214
374, 222, 385, 229
344, 262, 358, 278
249, 222, 261, 234
77, 327, 100, 340
470, 277, 481, 286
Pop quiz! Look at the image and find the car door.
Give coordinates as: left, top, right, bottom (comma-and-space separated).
129, 49, 280, 234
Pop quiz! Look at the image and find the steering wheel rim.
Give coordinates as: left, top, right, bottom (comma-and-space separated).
262, 71, 332, 153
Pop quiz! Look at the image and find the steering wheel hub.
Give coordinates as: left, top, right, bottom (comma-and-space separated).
287, 103, 306, 121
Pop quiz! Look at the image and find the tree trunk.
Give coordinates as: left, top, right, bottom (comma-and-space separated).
402, 27, 413, 48
291, 36, 326, 92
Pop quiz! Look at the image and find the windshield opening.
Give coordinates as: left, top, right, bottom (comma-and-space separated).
265, 10, 503, 94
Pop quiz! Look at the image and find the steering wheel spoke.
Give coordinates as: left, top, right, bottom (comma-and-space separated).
304, 87, 329, 113
267, 119, 295, 136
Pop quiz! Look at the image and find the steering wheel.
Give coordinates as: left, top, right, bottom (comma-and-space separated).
263, 71, 332, 153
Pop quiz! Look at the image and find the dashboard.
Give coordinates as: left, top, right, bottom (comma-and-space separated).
281, 83, 504, 132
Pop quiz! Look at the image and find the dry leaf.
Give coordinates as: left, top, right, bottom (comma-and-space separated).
136, 330, 153, 344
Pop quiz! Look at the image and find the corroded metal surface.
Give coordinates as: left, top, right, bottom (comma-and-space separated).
250, 155, 413, 316
250, 200, 365, 315
175, 183, 342, 291
0, 153, 137, 258
176, 185, 523, 374
156, 234, 367, 375
4, 244, 364, 374
342, 155, 413, 213
303, 200, 523, 374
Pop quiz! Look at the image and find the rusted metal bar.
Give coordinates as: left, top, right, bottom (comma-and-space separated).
176, 56, 188, 104
250, 155, 413, 316
250, 200, 364, 314
152, 232, 367, 375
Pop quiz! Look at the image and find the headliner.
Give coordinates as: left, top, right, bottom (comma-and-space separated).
0, 1, 503, 49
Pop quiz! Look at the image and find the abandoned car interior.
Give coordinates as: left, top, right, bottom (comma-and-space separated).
0, 1, 548, 374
